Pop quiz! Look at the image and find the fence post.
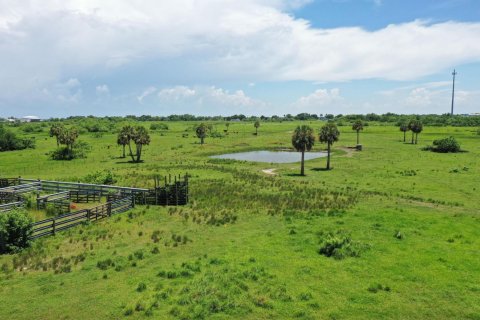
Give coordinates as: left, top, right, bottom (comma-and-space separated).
175, 176, 178, 206
108, 202, 112, 217
87, 209, 90, 221
131, 195, 135, 208
52, 219, 56, 236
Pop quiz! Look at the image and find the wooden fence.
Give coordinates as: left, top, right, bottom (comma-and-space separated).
0, 201, 24, 213
0, 175, 189, 239
30, 196, 134, 239
37, 191, 70, 210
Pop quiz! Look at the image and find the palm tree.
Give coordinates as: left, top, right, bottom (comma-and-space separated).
399, 122, 408, 142
408, 120, 423, 144
117, 131, 129, 158
195, 123, 208, 144
132, 126, 150, 162
119, 125, 136, 160
49, 124, 65, 147
351, 120, 364, 145
291, 125, 315, 176
319, 123, 340, 170
58, 127, 78, 151
254, 120, 260, 135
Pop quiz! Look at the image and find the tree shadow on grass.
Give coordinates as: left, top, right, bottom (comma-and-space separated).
285, 173, 306, 177
311, 167, 331, 172
114, 160, 145, 164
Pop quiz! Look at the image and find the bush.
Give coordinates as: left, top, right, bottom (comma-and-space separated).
424, 136, 461, 153
318, 233, 363, 259
83, 170, 117, 185
0, 209, 33, 254
50, 141, 91, 160
150, 123, 169, 130
0, 126, 36, 152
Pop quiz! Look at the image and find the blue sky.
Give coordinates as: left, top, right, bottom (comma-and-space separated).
0, 0, 479, 118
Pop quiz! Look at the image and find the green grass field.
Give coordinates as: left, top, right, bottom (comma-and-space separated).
1, 121, 479, 319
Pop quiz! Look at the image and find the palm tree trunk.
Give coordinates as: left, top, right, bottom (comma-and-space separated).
411, 132, 414, 144
403, 131, 406, 142
415, 133, 418, 144
122, 145, 125, 158
200, 137, 204, 145
128, 142, 135, 162
300, 150, 305, 176
256, 128, 258, 135
356, 131, 360, 145
326, 143, 331, 170
136, 144, 142, 162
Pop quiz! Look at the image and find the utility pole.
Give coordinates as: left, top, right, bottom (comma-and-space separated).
451, 69, 457, 116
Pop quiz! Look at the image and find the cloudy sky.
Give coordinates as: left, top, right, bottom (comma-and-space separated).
0, 0, 479, 117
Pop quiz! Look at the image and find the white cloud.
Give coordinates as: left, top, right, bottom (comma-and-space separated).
158, 86, 196, 100
1, 2, 479, 89
137, 86, 157, 103
1, 1, 480, 115
154, 85, 268, 115
96, 84, 109, 95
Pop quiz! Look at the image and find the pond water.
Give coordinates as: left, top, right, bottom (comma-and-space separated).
210, 150, 327, 163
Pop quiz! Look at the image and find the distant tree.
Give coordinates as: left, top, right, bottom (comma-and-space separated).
254, 120, 260, 135
58, 127, 79, 151
195, 123, 208, 144
49, 123, 65, 147
225, 122, 230, 133
118, 125, 150, 162
131, 126, 151, 163
399, 122, 409, 142
319, 123, 340, 170
351, 120, 364, 145
0, 209, 33, 254
291, 125, 315, 176
117, 131, 129, 158
119, 126, 135, 160
408, 120, 423, 144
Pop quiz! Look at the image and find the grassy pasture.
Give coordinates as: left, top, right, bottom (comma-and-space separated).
0, 121, 479, 319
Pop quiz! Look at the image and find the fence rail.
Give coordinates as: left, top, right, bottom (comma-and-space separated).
30, 195, 134, 239
0, 201, 24, 213
0, 176, 188, 239
20, 178, 148, 197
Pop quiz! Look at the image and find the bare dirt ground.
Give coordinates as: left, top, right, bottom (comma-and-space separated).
261, 168, 278, 175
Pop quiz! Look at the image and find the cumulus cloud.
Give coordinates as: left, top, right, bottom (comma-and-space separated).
1, 0, 480, 115
291, 88, 352, 114
137, 86, 157, 103
154, 85, 268, 115
96, 84, 110, 95
1, 2, 479, 88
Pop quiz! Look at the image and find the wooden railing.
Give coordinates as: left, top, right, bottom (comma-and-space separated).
30, 195, 134, 240
0, 201, 24, 213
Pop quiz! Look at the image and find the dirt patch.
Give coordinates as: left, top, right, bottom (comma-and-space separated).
262, 168, 278, 175
338, 146, 357, 158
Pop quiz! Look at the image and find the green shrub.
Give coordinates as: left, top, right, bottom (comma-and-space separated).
318, 233, 363, 259
0, 126, 35, 151
150, 123, 169, 130
0, 209, 33, 254
424, 136, 461, 153
83, 170, 117, 185
50, 141, 91, 160
136, 282, 147, 292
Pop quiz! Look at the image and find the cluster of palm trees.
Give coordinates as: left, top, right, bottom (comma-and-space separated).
117, 125, 151, 163
49, 124, 79, 151
292, 123, 340, 175
399, 119, 423, 144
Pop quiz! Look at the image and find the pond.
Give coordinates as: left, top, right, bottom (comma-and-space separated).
210, 150, 327, 163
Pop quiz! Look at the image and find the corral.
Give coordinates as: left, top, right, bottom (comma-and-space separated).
0, 175, 188, 239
